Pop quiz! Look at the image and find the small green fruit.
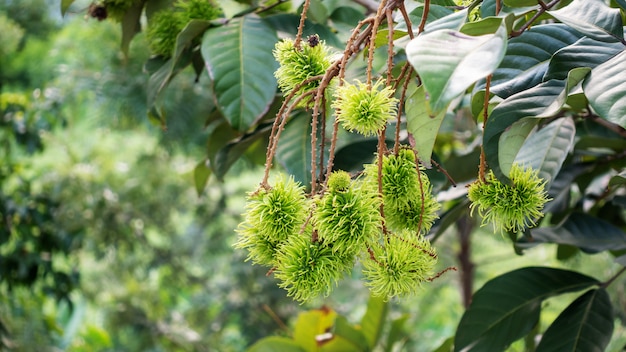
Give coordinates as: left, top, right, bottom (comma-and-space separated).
468, 164, 550, 233
273, 37, 332, 104
274, 229, 351, 302
363, 231, 437, 298
333, 79, 399, 137
315, 171, 383, 256
365, 149, 440, 234
234, 175, 308, 266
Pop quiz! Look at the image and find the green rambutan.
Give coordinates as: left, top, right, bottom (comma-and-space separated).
332, 79, 399, 137
273, 36, 332, 104
363, 231, 437, 298
314, 171, 382, 256
468, 164, 550, 233
364, 149, 440, 234
234, 175, 308, 266
274, 230, 351, 302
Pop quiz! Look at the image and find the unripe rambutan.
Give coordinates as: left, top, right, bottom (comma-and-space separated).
234, 175, 308, 266
333, 79, 399, 137
274, 229, 352, 302
315, 171, 383, 256
273, 36, 332, 104
364, 149, 440, 234
363, 231, 437, 298
468, 164, 550, 233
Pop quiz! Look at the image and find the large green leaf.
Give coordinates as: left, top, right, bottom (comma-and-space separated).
549, 0, 624, 42
520, 213, 626, 253
193, 159, 211, 196
514, 117, 576, 187
360, 294, 388, 349
582, 49, 626, 128
476, 24, 582, 98
498, 118, 540, 177
406, 21, 507, 113
247, 337, 306, 352
201, 16, 278, 132
406, 84, 446, 168
544, 37, 624, 80
454, 267, 600, 352
484, 68, 589, 182
536, 289, 614, 352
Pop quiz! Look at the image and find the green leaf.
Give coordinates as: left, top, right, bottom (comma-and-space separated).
514, 116, 576, 187
544, 37, 624, 80
536, 289, 614, 352
616, 254, 626, 266
327, 316, 369, 351
481, 0, 536, 17
477, 24, 582, 98
385, 315, 409, 352
498, 118, 540, 177
145, 51, 193, 111
211, 123, 271, 180
193, 159, 211, 196
582, 49, 626, 128
484, 68, 589, 183
423, 8, 468, 33
306, 0, 329, 24
406, 20, 507, 113
548, 0, 624, 42
520, 213, 626, 253
609, 170, 626, 187
454, 267, 600, 352
360, 294, 388, 348
433, 336, 454, 352
120, 0, 144, 57
201, 16, 278, 132
293, 308, 337, 352
247, 336, 306, 352
61, 0, 75, 16
402, 5, 455, 33
460, 14, 515, 36
406, 84, 446, 168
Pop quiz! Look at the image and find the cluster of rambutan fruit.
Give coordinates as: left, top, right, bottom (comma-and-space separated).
236, 37, 442, 302
235, 151, 441, 302
236, 34, 550, 302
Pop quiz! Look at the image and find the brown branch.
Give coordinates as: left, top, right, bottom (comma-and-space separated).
418, 0, 430, 34
510, 0, 561, 37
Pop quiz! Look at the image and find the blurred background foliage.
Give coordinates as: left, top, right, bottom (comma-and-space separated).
0, 0, 625, 351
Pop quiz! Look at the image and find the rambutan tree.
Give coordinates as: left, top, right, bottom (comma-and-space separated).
70, 0, 626, 350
